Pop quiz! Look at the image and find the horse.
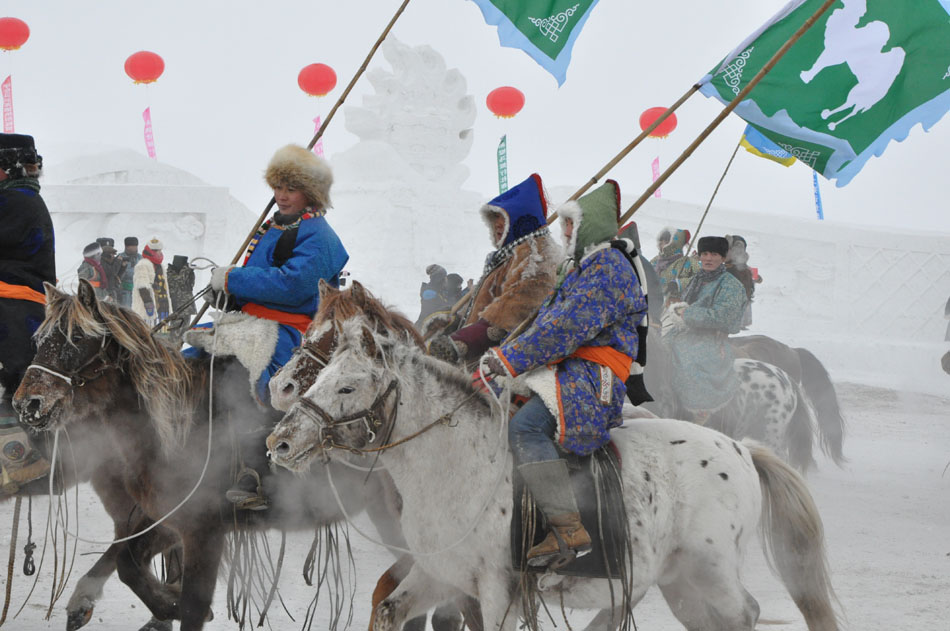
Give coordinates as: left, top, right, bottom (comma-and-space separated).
645, 330, 819, 471
731, 335, 846, 466
12, 280, 408, 631
266, 319, 841, 631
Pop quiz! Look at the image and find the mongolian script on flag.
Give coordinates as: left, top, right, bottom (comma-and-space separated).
470, 0, 601, 85
312, 116, 325, 157
497, 135, 509, 194
698, 0, 950, 186
142, 107, 157, 159
651, 156, 661, 198
2, 76, 13, 133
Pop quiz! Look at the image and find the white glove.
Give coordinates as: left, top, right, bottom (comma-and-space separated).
210, 265, 236, 292
661, 302, 688, 337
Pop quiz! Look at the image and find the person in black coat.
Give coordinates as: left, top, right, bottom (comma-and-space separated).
0, 133, 55, 494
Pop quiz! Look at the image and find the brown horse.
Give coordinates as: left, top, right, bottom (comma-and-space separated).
13, 280, 406, 631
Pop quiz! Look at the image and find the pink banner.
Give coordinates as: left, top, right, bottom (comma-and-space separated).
142, 107, 156, 159
651, 156, 661, 198
312, 116, 325, 157
2, 76, 14, 133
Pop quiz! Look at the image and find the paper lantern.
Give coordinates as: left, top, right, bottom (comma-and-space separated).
486, 87, 525, 119
298, 63, 337, 97
639, 107, 678, 138
125, 51, 165, 85
0, 18, 29, 51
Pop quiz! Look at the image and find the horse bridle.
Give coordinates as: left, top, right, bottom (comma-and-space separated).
289, 327, 337, 374
288, 378, 400, 454
26, 336, 120, 389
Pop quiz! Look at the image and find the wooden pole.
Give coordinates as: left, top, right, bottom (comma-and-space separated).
546, 85, 699, 225
618, 0, 837, 228
190, 0, 415, 327
687, 136, 743, 253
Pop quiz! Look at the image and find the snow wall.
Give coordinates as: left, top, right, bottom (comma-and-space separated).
39, 37, 949, 396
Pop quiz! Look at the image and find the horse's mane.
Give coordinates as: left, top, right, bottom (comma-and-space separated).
311, 284, 425, 348
38, 291, 197, 454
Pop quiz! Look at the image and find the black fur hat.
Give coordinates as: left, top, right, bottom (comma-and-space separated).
696, 236, 729, 257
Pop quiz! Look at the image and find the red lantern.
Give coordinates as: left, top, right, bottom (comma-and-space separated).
0, 18, 29, 51
639, 107, 678, 138
125, 51, 165, 85
486, 87, 525, 119
298, 64, 337, 97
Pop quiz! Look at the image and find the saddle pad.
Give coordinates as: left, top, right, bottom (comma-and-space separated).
510, 444, 629, 579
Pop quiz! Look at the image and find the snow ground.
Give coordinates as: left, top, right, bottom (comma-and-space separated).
0, 381, 948, 631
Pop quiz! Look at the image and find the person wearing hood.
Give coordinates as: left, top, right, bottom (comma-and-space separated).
428, 173, 560, 365
77, 241, 109, 300
0, 133, 55, 496
477, 180, 648, 568
132, 237, 171, 327
663, 236, 748, 424
725, 234, 756, 328
651, 226, 699, 304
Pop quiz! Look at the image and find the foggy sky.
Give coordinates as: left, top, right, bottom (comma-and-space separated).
6, 0, 949, 232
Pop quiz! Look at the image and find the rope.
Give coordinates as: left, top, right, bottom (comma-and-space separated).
0, 497, 20, 626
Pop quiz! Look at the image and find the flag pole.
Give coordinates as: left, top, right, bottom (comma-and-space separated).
618, 0, 837, 227
686, 136, 743, 253
546, 85, 699, 225
190, 0, 414, 327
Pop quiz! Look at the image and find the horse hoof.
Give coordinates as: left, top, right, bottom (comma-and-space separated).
66, 606, 94, 631
137, 617, 173, 631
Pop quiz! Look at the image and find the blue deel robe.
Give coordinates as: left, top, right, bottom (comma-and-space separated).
497, 246, 647, 455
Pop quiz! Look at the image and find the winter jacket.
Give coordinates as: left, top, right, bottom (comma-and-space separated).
667, 269, 747, 413
132, 258, 170, 326
497, 246, 647, 455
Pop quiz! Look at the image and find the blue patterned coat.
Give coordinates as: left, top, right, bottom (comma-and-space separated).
668, 271, 747, 413
497, 246, 647, 455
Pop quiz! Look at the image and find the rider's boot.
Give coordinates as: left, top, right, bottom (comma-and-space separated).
224, 467, 268, 511
0, 398, 50, 496
518, 459, 591, 569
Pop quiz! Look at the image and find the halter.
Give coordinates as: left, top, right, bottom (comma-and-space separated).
25, 336, 118, 389
288, 379, 400, 454
292, 329, 335, 371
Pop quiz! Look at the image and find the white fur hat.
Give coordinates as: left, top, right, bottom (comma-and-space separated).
146, 237, 163, 251
265, 144, 333, 210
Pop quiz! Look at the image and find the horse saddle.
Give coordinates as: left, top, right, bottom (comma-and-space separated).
510, 444, 628, 579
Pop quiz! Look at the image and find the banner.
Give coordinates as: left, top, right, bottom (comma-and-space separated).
651, 156, 661, 198
497, 135, 509, 193
312, 116, 325, 157
812, 171, 824, 220
740, 124, 796, 166
142, 107, 156, 159
2, 76, 13, 133
470, 0, 601, 85
698, 0, 950, 186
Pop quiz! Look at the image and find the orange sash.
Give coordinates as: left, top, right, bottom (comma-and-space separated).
241, 303, 312, 333
0, 281, 46, 305
568, 346, 632, 383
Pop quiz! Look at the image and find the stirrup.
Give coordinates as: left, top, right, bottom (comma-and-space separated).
225, 467, 268, 511
527, 527, 592, 569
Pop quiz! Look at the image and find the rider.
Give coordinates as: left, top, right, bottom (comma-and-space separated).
663, 236, 747, 424
428, 174, 560, 366
479, 180, 648, 567
725, 234, 756, 328
651, 226, 698, 304
0, 133, 55, 496
207, 144, 348, 405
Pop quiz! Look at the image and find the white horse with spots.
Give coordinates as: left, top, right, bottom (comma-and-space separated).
268, 320, 841, 631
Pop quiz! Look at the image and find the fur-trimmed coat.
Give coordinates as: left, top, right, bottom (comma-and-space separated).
497, 246, 647, 456
131, 258, 170, 326
462, 234, 560, 332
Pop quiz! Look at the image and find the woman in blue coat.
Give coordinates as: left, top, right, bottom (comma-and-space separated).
482, 181, 648, 568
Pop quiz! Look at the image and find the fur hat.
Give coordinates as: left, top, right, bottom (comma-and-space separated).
146, 237, 163, 251
124, 236, 138, 247
696, 236, 729, 257
83, 242, 102, 258
479, 173, 548, 248
265, 144, 333, 210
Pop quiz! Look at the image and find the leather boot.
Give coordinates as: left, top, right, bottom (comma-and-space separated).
518, 459, 591, 569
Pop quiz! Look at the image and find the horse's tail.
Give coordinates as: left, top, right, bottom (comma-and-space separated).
747, 440, 841, 631
785, 379, 817, 473
795, 348, 846, 467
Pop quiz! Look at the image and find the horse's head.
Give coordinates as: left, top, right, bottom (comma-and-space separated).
269, 279, 423, 412
267, 318, 399, 472
14, 280, 123, 432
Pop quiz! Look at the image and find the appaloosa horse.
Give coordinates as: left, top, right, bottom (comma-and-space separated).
267, 319, 841, 631
13, 280, 407, 631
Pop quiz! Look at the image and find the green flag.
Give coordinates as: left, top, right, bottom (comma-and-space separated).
699, 0, 950, 186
